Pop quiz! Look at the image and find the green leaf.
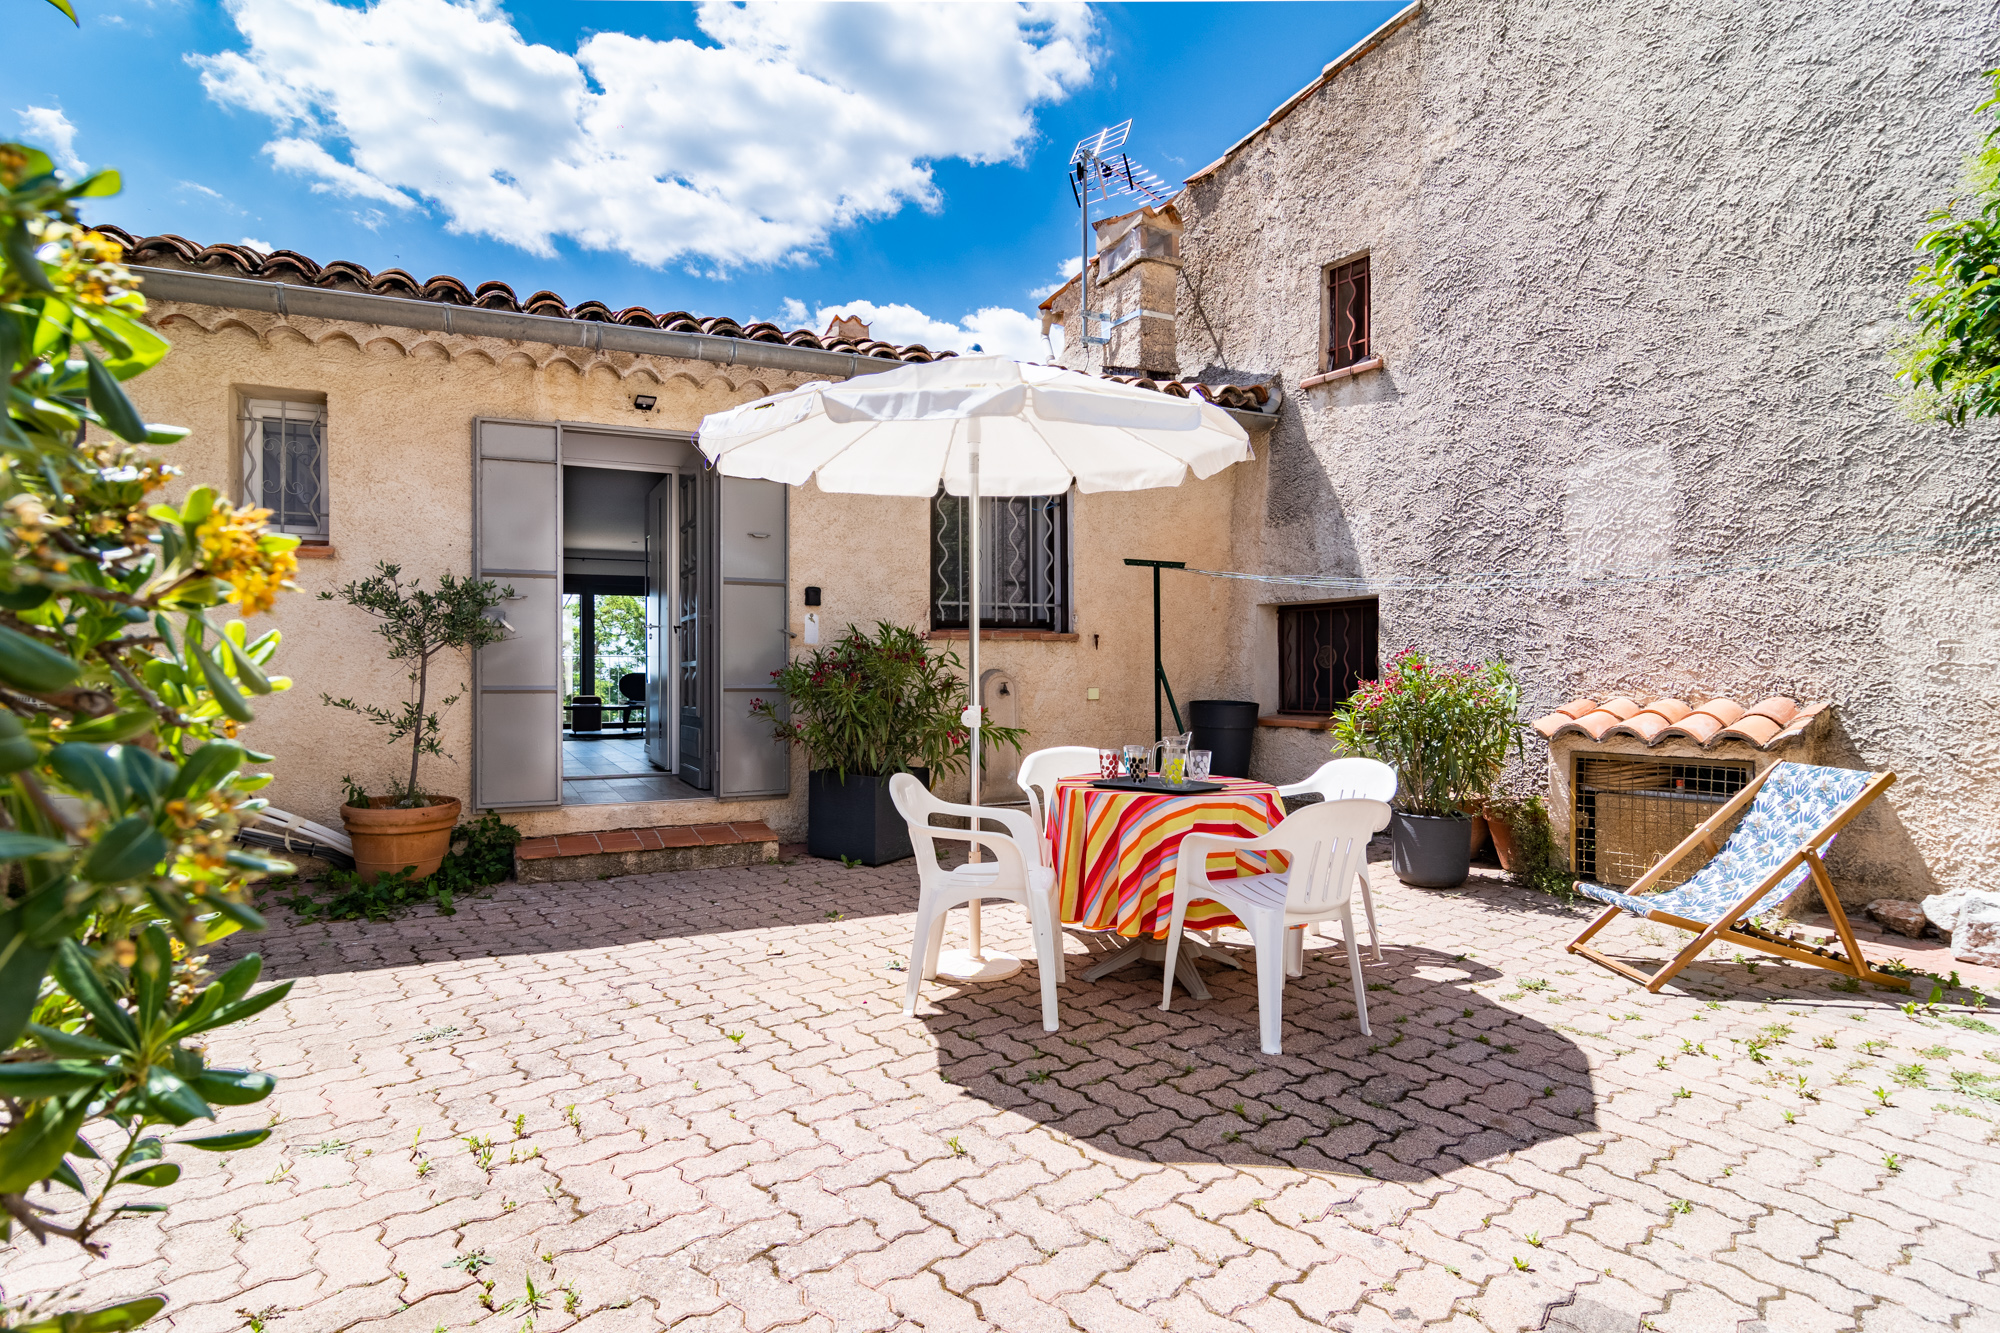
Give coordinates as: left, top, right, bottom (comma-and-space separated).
12, 1295, 169, 1333
76, 168, 121, 197
188, 1067, 275, 1107
196, 646, 255, 723
4, 222, 54, 295
0, 624, 81, 692
220, 632, 274, 694
177, 1127, 271, 1152
38, 0, 79, 25
138, 1066, 214, 1124
0, 914, 57, 1049
116, 1161, 181, 1189
49, 743, 129, 813
84, 348, 149, 443
212, 952, 262, 1003
181, 486, 215, 532
132, 926, 171, 1030
0, 832, 70, 859
60, 709, 157, 746
0, 1090, 91, 1193
0, 1060, 111, 1099
165, 741, 245, 803
119, 745, 176, 807
50, 938, 136, 1046
25, 1021, 122, 1058
182, 977, 291, 1036
76, 813, 168, 883
0, 710, 38, 775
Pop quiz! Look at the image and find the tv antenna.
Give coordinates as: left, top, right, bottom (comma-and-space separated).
1068, 120, 1173, 367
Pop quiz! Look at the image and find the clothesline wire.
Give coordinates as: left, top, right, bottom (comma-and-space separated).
1167, 516, 1999, 594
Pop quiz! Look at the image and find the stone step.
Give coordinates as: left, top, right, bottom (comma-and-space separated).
515, 820, 779, 883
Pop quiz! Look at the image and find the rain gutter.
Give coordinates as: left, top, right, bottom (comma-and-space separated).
133, 266, 906, 381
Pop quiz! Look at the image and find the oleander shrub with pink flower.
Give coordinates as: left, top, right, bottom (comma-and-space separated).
1330, 648, 1522, 816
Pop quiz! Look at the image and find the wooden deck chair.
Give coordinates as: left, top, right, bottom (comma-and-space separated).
1567, 761, 1908, 993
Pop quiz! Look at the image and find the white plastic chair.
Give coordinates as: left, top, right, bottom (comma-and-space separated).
1016, 746, 1103, 866
1161, 798, 1386, 1055
1276, 758, 1395, 960
889, 773, 1065, 1032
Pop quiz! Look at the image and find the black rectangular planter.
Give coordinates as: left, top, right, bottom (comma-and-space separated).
807, 768, 928, 866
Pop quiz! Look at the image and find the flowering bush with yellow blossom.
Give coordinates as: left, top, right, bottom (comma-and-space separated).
0, 141, 298, 1331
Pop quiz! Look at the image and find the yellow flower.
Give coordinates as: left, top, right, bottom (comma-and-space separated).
195, 502, 298, 617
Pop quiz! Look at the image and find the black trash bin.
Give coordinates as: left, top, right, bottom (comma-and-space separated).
1189, 699, 1260, 780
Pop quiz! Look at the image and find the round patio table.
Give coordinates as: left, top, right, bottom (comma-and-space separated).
1048, 774, 1287, 999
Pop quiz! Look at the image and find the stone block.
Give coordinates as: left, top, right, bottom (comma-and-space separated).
1953, 894, 2000, 967
1864, 900, 1927, 938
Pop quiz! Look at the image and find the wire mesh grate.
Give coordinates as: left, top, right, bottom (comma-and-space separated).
1573, 754, 1753, 887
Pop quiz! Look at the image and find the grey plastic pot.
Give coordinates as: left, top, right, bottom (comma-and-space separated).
1390, 811, 1472, 888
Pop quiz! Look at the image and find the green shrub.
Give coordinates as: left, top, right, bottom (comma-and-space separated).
275, 814, 521, 921
1490, 794, 1578, 902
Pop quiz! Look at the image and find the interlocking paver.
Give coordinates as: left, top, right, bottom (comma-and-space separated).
6, 858, 1994, 1330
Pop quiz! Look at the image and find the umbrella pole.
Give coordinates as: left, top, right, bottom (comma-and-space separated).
934, 416, 1021, 985
968, 417, 983, 960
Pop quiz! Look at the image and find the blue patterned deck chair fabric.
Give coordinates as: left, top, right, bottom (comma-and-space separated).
1567, 762, 1907, 993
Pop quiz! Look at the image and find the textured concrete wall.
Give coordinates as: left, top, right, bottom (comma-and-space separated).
1167, 0, 2000, 901
121, 305, 1240, 839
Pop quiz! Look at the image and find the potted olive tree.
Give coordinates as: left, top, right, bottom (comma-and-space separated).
320, 563, 508, 880
1331, 647, 1521, 888
751, 622, 1026, 865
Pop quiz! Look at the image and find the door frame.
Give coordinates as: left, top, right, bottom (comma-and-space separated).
472, 418, 700, 809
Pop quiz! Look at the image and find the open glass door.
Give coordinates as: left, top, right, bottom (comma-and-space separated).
675, 472, 708, 789
644, 476, 673, 773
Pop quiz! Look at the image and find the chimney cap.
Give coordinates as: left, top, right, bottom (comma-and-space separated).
823, 313, 871, 342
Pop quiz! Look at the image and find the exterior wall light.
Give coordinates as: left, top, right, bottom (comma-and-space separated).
633, 394, 657, 411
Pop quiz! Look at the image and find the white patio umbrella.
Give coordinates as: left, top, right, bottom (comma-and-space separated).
698, 354, 1252, 981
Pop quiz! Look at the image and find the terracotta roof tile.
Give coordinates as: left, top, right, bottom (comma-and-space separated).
1532, 695, 1829, 751
1103, 374, 1279, 414
96, 227, 955, 365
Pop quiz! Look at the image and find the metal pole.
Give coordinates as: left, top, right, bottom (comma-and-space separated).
1152, 565, 1162, 743
1078, 158, 1091, 375
966, 416, 983, 960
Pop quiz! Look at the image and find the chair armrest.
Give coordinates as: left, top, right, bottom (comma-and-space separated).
915, 802, 1040, 858
1273, 782, 1314, 799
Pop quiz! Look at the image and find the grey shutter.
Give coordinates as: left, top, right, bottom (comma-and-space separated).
716, 477, 790, 798
473, 420, 563, 808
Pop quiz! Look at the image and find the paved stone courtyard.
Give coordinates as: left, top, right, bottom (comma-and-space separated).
7, 855, 1999, 1332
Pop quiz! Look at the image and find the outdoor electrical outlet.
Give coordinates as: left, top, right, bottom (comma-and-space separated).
1087, 687, 1101, 701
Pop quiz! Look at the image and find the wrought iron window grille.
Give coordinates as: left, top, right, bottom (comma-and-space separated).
1327, 255, 1371, 372
1277, 598, 1379, 715
929, 489, 1072, 632
239, 398, 328, 539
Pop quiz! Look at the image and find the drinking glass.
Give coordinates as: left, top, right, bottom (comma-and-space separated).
1122, 744, 1151, 782
1098, 748, 1123, 779
1188, 749, 1213, 782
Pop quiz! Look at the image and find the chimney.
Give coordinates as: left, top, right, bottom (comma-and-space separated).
823, 313, 871, 343
1092, 205, 1181, 378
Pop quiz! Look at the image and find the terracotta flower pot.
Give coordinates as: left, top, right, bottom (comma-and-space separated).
340, 796, 461, 882
1467, 811, 1490, 858
1486, 809, 1519, 872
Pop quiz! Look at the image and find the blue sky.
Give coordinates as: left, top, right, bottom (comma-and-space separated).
9, 0, 1403, 357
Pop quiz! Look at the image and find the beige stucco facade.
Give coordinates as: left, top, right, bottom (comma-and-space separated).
121, 297, 1252, 840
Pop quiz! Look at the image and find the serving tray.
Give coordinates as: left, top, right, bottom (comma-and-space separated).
1088, 777, 1226, 796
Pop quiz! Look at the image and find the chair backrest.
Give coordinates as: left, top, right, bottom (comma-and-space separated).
1680, 762, 1883, 917
1016, 746, 1102, 832
1289, 758, 1396, 815
890, 772, 1033, 889
1262, 798, 1390, 919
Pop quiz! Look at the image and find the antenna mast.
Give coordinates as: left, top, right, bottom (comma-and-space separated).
1069, 120, 1171, 373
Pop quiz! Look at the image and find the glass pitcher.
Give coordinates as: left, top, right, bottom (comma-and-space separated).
1158, 732, 1192, 786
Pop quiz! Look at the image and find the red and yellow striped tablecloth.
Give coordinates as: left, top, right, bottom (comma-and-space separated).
1049, 775, 1287, 939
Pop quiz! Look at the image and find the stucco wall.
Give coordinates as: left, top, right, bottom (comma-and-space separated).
1166, 0, 2000, 901
120, 304, 1245, 840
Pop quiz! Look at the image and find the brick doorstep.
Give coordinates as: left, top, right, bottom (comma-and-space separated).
515, 820, 778, 883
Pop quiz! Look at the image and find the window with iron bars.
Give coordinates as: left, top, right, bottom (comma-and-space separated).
929, 490, 1071, 632
240, 397, 328, 539
1326, 254, 1371, 371
1277, 598, 1379, 714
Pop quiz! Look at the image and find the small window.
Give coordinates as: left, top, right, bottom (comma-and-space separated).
240, 398, 328, 539
1326, 255, 1371, 371
1277, 598, 1379, 714
930, 490, 1071, 632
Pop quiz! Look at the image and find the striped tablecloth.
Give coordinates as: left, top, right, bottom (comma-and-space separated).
1050, 775, 1287, 939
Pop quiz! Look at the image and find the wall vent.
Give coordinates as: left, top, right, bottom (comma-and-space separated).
1573, 755, 1753, 887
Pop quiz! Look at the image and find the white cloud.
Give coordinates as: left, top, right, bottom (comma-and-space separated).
783, 298, 1051, 363
194, 0, 1094, 268
239, 236, 273, 252
16, 106, 85, 176
1030, 255, 1082, 301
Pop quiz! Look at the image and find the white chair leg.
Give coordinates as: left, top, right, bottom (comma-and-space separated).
922, 905, 950, 981
905, 897, 938, 1015
1358, 870, 1381, 963
1254, 915, 1288, 1055
1285, 925, 1305, 978
1159, 899, 1191, 1012
1342, 904, 1371, 1036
